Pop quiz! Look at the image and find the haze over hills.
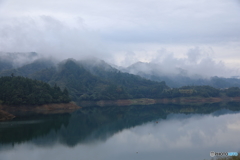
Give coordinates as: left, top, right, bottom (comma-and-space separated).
0, 59, 55, 77
122, 61, 240, 88
0, 52, 41, 71
1, 54, 240, 105
1, 1, 240, 159
1, 52, 240, 90
0, 57, 169, 104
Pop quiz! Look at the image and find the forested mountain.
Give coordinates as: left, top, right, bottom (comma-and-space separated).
0, 59, 55, 77
31, 59, 169, 103
78, 58, 168, 97
123, 61, 240, 88
0, 58, 169, 103
1, 57, 240, 106
0, 60, 13, 72
0, 76, 70, 105
0, 52, 40, 71
78, 58, 118, 75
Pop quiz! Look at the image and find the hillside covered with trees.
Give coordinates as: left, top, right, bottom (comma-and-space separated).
0, 76, 70, 105
33, 59, 169, 103
1, 58, 240, 106
124, 61, 240, 88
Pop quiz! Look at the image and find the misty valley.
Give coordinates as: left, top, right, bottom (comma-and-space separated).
0, 53, 240, 160
1, 0, 240, 159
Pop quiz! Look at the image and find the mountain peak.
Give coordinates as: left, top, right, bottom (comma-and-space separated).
78, 57, 118, 74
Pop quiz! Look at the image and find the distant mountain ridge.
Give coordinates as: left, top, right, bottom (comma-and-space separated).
1, 57, 240, 105
0, 52, 40, 71
0, 58, 169, 105
0, 59, 55, 77
122, 61, 240, 88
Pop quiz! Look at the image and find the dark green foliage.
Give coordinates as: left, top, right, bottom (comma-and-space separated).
29, 67, 57, 82
29, 59, 170, 103
0, 76, 70, 105
0, 58, 237, 104
162, 85, 220, 98
181, 85, 220, 97
225, 87, 240, 97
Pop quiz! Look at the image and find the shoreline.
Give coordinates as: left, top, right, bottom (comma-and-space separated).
1, 96, 240, 121
0, 102, 81, 121
0, 110, 15, 121
78, 96, 240, 107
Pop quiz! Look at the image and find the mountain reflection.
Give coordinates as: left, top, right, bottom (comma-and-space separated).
0, 102, 240, 147
0, 114, 71, 146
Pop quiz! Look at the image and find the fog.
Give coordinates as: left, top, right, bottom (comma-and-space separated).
0, 16, 109, 62
0, 0, 240, 77
0, 52, 41, 67
126, 47, 238, 78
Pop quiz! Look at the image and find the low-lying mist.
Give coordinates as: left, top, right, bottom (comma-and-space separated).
125, 47, 239, 79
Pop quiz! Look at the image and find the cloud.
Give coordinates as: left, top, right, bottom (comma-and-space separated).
0, 16, 109, 61
125, 47, 238, 78
0, 0, 240, 74
0, 52, 40, 67
2, 0, 240, 45
100, 0, 240, 44
186, 47, 202, 63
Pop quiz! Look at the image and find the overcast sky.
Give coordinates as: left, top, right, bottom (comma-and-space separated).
0, 0, 240, 77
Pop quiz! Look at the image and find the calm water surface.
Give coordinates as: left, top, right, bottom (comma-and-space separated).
0, 103, 240, 160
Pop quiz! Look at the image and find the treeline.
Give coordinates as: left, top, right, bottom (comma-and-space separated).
162, 86, 240, 98
0, 76, 70, 105
162, 86, 220, 98
1, 59, 240, 104
225, 87, 240, 97
32, 60, 169, 102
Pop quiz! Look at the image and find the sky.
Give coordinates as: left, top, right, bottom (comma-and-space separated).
0, 0, 240, 77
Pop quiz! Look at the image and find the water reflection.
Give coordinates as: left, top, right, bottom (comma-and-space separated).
0, 114, 70, 145
0, 103, 240, 160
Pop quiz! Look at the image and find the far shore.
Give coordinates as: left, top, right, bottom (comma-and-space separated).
1, 96, 240, 121
0, 102, 81, 121
78, 96, 240, 107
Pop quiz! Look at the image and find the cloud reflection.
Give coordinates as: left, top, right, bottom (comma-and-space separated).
1, 110, 240, 160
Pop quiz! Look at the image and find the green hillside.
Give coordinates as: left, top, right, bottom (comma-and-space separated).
0, 76, 70, 105
1, 58, 239, 106
29, 59, 169, 103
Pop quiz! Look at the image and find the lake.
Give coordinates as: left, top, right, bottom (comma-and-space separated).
0, 103, 240, 160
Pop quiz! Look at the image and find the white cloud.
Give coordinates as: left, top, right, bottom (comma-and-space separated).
0, 16, 110, 61
0, 0, 240, 76
124, 47, 238, 78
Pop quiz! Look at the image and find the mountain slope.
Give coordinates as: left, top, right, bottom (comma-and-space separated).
0, 59, 55, 77
1, 57, 240, 105
0, 60, 13, 72
124, 61, 240, 88
26, 59, 169, 104
0, 76, 70, 105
